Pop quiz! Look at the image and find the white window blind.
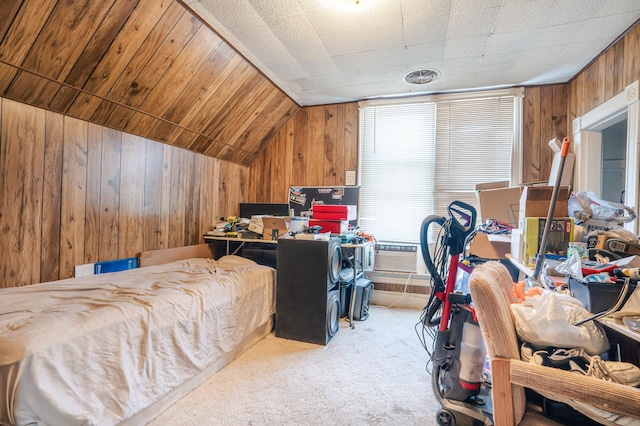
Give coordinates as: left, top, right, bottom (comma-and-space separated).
359, 102, 436, 243
359, 91, 519, 244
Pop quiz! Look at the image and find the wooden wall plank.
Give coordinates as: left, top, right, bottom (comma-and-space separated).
323, 104, 338, 185
284, 119, 295, 193
41, 110, 64, 282
89, 2, 186, 124
0, 100, 45, 286
335, 104, 346, 186
6, 0, 116, 106
624, 24, 640, 88
306, 106, 325, 186
67, 0, 174, 120
60, 117, 89, 279
142, 140, 164, 251
539, 86, 554, 179
0, 0, 299, 166
168, 147, 186, 248
160, 144, 173, 249
0, 98, 245, 287
523, 87, 541, 183
0, 0, 23, 42
185, 153, 202, 245
84, 123, 103, 264
344, 102, 359, 173
98, 128, 122, 260
118, 133, 146, 258
199, 156, 219, 236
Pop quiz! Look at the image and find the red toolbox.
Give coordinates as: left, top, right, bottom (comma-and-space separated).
312, 204, 357, 221
309, 219, 349, 234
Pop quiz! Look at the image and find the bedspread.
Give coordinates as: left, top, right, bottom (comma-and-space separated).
0, 256, 275, 426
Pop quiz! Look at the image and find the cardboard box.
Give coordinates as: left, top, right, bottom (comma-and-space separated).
309, 219, 348, 234
468, 232, 511, 259
518, 186, 570, 230
262, 216, 291, 240
475, 181, 523, 227
522, 217, 573, 266
248, 215, 264, 234
312, 204, 357, 221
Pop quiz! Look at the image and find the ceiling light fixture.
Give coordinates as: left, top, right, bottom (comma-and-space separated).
404, 69, 440, 85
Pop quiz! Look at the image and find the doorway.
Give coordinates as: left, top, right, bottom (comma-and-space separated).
572, 80, 639, 233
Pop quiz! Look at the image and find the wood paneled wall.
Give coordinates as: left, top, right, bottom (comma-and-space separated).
521, 84, 569, 183
0, 97, 248, 288
247, 103, 359, 203
0, 0, 299, 166
569, 23, 640, 121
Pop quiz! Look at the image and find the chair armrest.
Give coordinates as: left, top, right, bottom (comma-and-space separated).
510, 358, 640, 418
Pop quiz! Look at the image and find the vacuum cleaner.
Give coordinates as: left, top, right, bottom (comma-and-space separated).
419, 201, 493, 426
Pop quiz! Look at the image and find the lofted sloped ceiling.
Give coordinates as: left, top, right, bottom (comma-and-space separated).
0, 0, 300, 167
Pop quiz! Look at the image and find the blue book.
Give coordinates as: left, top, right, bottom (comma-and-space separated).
94, 257, 139, 274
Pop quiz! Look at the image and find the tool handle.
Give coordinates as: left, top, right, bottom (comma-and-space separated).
560, 136, 571, 157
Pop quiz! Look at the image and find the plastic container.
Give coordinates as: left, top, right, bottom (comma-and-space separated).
458, 322, 487, 384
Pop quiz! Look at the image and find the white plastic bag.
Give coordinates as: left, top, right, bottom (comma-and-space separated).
569, 191, 636, 224
511, 290, 609, 355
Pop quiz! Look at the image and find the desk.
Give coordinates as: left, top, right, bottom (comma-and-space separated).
206, 235, 373, 329
203, 236, 278, 268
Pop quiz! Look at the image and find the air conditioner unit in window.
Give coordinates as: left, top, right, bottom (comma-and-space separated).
374, 243, 423, 273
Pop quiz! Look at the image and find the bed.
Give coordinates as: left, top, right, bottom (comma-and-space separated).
0, 245, 276, 426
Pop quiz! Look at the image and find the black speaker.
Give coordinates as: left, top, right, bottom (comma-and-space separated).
275, 237, 342, 345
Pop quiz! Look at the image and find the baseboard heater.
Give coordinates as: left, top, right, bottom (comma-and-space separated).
374, 243, 419, 273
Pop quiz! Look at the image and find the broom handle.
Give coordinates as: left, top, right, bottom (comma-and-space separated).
532, 137, 571, 281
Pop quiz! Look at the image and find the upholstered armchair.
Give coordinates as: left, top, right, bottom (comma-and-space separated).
468, 261, 640, 425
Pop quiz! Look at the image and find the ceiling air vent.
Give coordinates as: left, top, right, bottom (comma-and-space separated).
404, 69, 440, 85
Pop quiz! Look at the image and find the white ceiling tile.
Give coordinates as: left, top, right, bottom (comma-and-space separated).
403, 16, 449, 45
248, 44, 297, 67
477, 52, 522, 72
599, 0, 640, 16
513, 46, 565, 68
333, 48, 408, 73
451, 0, 503, 14
400, 0, 453, 21
265, 13, 319, 43
557, 38, 612, 63
188, 0, 640, 105
298, 59, 341, 76
195, 0, 257, 29
404, 41, 447, 63
446, 7, 501, 39
286, 38, 331, 62
574, 14, 639, 43
483, 31, 536, 55
541, 0, 608, 27
305, 1, 403, 36
444, 36, 488, 59
442, 57, 480, 75
492, 0, 555, 33
321, 33, 367, 56
526, 23, 586, 49
268, 62, 308, 81
248, 0, 306, 20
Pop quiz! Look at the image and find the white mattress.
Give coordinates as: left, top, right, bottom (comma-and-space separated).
0, 256, 276, 426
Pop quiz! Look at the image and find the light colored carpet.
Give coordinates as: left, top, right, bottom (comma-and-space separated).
148, 305, 440, 425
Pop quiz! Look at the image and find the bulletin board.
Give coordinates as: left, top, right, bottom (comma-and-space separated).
288, 186, 360, 225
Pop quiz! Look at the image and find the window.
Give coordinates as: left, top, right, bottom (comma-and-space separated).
359, 89, 523, 244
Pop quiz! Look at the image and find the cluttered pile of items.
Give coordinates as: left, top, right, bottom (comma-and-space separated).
207, 203, 371, 244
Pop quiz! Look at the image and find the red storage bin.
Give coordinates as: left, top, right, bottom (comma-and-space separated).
309, 219, 348, 234
312, 205, 357, 221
